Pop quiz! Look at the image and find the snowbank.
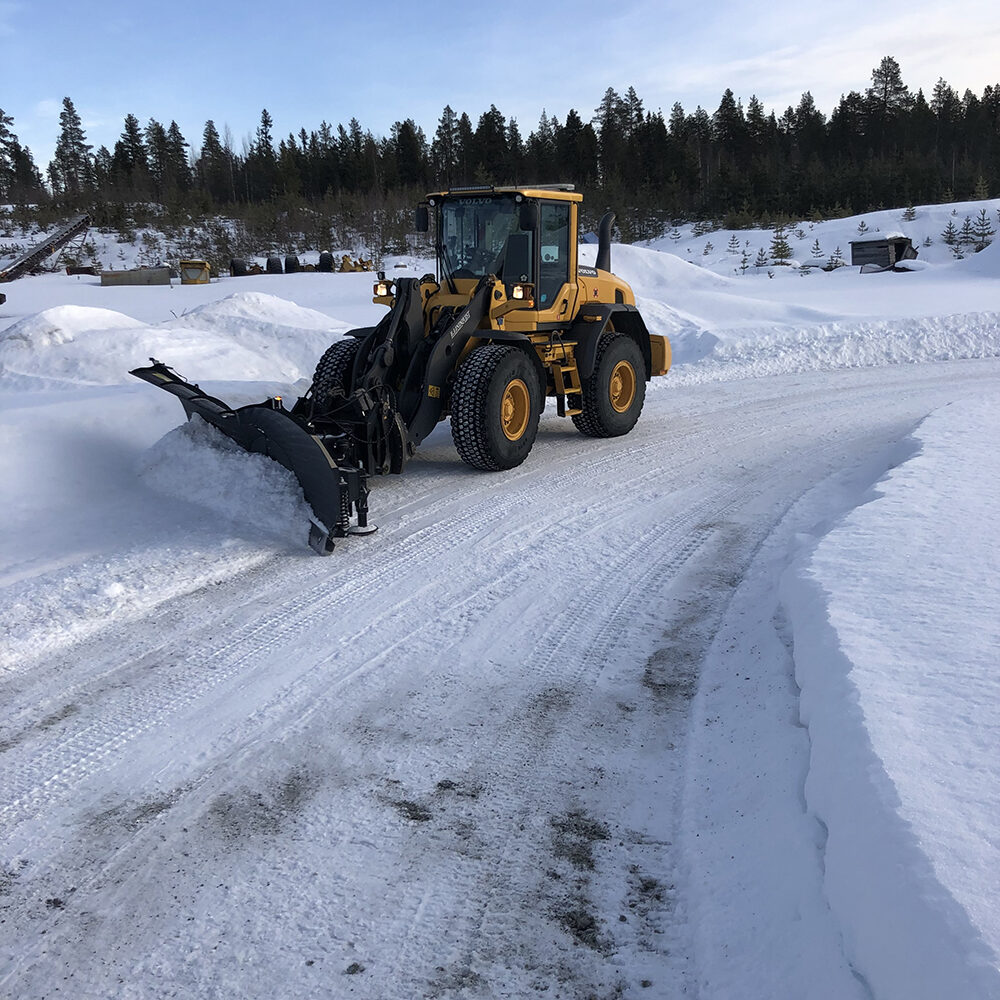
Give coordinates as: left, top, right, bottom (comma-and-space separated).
0, 292, 349, 385
781, 396, 1000, 999
665, 311, 1000, 385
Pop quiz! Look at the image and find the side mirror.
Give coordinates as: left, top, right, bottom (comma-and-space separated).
518, 200, 538, 232
415, 205, 429, 232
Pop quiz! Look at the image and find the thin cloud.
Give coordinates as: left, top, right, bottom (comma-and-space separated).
0, 0, 20, 36
35, 98, 62, 119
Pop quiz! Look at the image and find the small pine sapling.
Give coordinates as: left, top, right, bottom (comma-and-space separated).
727, 233, 740, 253
811, 238, 823, 258
857, 219, 869, 234
769, 225, 793, 264
754, 246, 768, 268
902, 205, 917, 222
941, 219, 959, 246
971, 208, 996, 251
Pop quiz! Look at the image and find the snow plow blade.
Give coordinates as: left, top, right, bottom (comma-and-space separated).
130, 360, 374, 554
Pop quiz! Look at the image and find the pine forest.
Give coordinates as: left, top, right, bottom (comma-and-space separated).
1, 56, 998, 257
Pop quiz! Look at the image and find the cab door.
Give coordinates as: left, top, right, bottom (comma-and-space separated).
535, 201, 578, 324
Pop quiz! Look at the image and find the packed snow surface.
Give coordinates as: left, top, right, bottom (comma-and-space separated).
1, 205, 999, 999
782, 397, 1000, 1000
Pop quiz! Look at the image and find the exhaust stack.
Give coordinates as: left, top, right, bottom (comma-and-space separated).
596, 212, 615, 272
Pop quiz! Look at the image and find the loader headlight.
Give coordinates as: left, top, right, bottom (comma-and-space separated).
374, 280, 392, 297
512, 283, 528, 299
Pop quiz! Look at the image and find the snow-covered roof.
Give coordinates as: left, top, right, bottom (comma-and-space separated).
851, 231, 909, 243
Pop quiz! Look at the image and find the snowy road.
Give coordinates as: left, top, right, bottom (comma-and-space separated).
3, 358, 999, 999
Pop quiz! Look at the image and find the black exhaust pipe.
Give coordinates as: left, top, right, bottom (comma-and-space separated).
596, 212, 615, 273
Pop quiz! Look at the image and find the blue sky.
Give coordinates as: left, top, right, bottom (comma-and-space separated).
2, 0, 998, 170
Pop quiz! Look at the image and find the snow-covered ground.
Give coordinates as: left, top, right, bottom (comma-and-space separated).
1, 208, 999, 999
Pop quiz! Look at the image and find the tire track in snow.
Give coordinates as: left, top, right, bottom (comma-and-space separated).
0, 399, 742, 834
0, 365, 921, 837
6, 363, 1000, 998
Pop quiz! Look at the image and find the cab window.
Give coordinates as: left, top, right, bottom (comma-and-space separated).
538, 203, 570, 307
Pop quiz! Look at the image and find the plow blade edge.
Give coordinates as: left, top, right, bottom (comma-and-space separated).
131, 361, 372, 554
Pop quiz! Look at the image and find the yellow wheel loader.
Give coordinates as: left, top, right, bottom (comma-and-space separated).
131, 185, 671, 553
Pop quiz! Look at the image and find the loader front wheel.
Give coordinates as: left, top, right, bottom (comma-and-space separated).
572, 333, 646, 438
451, 345, 541, 471
311, 338, 361, 412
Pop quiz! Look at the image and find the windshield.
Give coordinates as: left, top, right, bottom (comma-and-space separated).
437, 196, 527, 282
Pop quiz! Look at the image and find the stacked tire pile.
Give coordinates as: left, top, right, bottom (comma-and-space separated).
229, 252, 335, 275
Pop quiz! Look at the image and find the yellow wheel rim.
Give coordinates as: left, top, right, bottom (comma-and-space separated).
501, 378, 530, 441
609, 360, 636, 413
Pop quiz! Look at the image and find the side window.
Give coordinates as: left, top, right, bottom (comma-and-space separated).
538, 203, 570, 307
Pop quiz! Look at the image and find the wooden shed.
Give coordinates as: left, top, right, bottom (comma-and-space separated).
850, 234, 919, 269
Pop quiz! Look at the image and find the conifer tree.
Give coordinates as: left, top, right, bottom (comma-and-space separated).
431, 105, 459, 186
769, 225, 792, 263
248, 109, 278, 199
471, 104, 508, 182
166, 121, 193, 194
7, 139, 45, 201
50, 97, 94, 198
112, 114, 149, 182
506, 117, 524, 180
456, 113, 474, 182
0, 107, 15, 195
144, 119, 169, 199
197, 120, 232, 203
595, 87, 627, 182
941, 218, 959, 245
971, 207, 996, 251
390, 118, 427, 188
526, 110, 555, 182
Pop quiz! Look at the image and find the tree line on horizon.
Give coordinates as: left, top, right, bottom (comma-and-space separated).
1, 56, 998, 245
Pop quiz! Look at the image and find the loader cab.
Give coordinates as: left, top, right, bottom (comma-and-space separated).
422, 186, 581, 327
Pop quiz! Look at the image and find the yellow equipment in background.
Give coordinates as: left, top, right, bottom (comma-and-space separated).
338, 255, 374, 273
179, 260, 211, 284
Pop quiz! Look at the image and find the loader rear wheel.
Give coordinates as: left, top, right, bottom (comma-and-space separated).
451, 345, 541, 471
572, 333, 646, 438
311, 338, 361, 411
